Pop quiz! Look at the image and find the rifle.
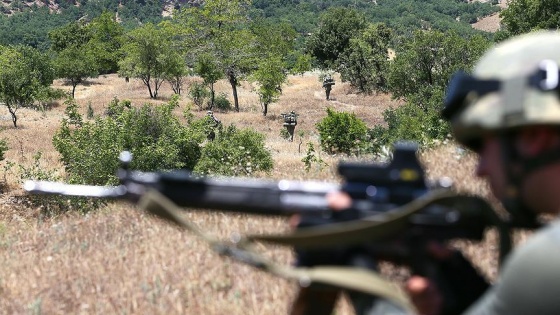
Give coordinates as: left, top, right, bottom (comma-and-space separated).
23, 142, 509, 314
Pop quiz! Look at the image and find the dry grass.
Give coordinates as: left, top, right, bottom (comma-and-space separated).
0, 72, 509, 314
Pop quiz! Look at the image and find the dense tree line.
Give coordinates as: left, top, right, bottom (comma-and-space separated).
0, 0, 499, 51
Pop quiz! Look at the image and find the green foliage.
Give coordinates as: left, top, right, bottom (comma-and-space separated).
0, 138, 7, 161
86, 12, 125, 74
305, 7, 367, 69
316, 108, 368, 155
194, 124, 273, 177
338, 23, 393, 94
118, 23, 172, 99
53, 98, 206, 186
104, 96, 131, 117
86, 101, 94, 119
213, 93, 232, 112
252, 56, 287, 116
369, 30, 491, 153
0, 1, 163, 50
280, 127, 291, 140
63, 98, 83, 127
498, 0, 560, 39
0, 45, 59, 127
301, 142, 328, 172
289, 53, 314, 75
51, 40, 99, 99
188, 82, 211, 110
388, 30, 491, 105
251, 1, 498, 37
368, 89, 449, 154
194, 53, 224, 107
16, 151, 95, 215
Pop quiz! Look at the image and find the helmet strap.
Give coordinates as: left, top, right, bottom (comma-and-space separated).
499, 135, 540, 228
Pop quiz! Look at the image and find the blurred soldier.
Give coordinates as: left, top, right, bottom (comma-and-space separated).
322, 75, 335, 100
405, 31, 560, 315
206, 111, 221, 141
281, 111, 298, 142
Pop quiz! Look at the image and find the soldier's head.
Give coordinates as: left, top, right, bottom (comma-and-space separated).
442, 31, 560, 226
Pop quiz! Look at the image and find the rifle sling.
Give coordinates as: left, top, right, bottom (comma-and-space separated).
247, 190, 458, 248
138, 189, 414, 312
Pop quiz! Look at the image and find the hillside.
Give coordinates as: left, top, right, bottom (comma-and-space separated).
0, 0, 501, 50
0, 73, 505, 314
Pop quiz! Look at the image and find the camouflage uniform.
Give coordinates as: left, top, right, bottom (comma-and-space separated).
323, 75, 335, 100
443, 31, 560, 315
281, 111, 298, 141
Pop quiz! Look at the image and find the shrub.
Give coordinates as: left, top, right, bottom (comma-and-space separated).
63, 98, 83, 127
188, 81, 210, 110
16, 152, 98, 215
316, 108, 368, 155
301, 142, 328, 172
194, 124, 273, 176
367, 91, 449, 154
0, 138, 7, 162
53, 98, 207, 186
86, 101, 94, 119
212, 93, 232, 112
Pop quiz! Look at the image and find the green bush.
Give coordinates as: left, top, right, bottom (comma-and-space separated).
316, 107, 368, 155
301, 142, 328, 172
0, 138, 7, 162
194, 124, 273, 176
53, 97, 207, 186
188, 81, 210, 110
16, 151, 99, 215
367, 92, 449, 154
212, 93, 232, 112
63, 98, 83, 127
86, 101, 94, 119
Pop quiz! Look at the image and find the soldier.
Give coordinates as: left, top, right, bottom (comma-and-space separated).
206, 111, 221, 141
322, 31, 560, 315
403, 31, 560, 315
281, 110, 298, 142
322, 75, 335, 100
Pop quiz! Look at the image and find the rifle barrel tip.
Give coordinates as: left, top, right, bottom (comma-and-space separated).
23, 180, 37, 192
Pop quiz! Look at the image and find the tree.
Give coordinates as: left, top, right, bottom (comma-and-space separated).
251, 56, 287, 116
173, 0, 255, 112
194, 53, 223, 109
86, 11, 125, 74
305, 7, 367, 69
0, 45, 60, 127
49, 21, 99, 98
338, 23, 393, 94
53, 45, 98, 99
118, 23, 172, 99
498, 0, 560, 39
387, 30, 491, 109
368, 30, 491, 152
48, 20, 91, 53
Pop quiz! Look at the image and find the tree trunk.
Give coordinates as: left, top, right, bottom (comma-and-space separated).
210, 83, 215, 110
7, 104, 17, 128
227, 70, 239, 112
71, 82, 77, 99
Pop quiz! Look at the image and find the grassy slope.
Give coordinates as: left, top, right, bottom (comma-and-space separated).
0, 73, 505, 314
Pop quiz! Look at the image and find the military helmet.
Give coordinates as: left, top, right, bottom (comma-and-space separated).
442, 31, 560, 150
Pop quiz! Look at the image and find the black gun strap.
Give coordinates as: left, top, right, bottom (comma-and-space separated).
138, 189, 414, 312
